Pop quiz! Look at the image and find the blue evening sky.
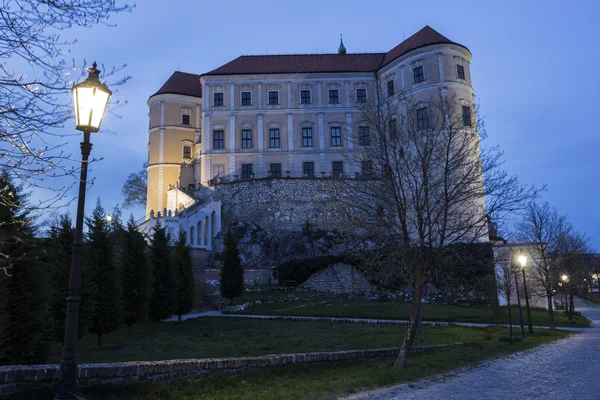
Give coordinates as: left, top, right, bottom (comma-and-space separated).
46, 0, 599, 248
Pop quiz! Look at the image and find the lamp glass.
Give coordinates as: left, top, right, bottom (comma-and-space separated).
561, 274, 568, 282
73, 85, 110, 132
518, 255, 527, 268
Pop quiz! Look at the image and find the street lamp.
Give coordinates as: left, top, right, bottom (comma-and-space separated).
518, 254, 534, 334
513, 255, 526, 340
56, 62, 111, 399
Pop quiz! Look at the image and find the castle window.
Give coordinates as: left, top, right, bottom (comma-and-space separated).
300, 90, 311, 104
387, 80, 394, 97
457, 64, 465, 80
332, 161, 343, 178
359, 126, 370, 146
462, 106, 472, 126
181, 109, 191, 126
183, 145, 191, 159
213, 92, 224, 107
328, 89, 339, 104
268, 91, 279, 105
241, 163, 253, 179
330, 127, 341, 147
356, 88, 367, 103
241, 91, 252, 106
417, 108, 429, 130
269, 129, 280, 148
213, 130, 225, 149
269, 163, 282, 178
242, 129, 253, 148
413, 66, 425, 83
302, 127, 313, 147
361, 160, 373, 177
303, 162, 314, 178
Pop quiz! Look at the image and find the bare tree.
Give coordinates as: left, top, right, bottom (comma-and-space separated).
495, 247, 515, 340
342, 84, 535, 368
0, 0, 133, 213
121, 162, 147, 208
515, 201, 582, 329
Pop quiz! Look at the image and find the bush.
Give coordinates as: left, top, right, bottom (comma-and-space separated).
483, 326, 497, 341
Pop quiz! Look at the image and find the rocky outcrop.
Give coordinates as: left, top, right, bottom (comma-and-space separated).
302, 264, 375, 293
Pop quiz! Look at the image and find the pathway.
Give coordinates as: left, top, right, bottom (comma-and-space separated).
167, 310, 587, 332
345, 298, 600, 400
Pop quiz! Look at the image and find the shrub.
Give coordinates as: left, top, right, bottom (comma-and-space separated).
483, 326, 497, 341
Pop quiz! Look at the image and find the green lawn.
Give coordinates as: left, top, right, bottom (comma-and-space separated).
48, 317, 484, 364
82, 327, 570, 400
234, 297, 590, 327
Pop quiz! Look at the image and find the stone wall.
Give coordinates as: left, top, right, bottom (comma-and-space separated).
302, 264, 375, 293
0, 345, 452, 398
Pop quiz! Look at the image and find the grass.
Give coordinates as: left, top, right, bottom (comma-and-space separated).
47, 317, 485, 364
81, 327, 570, 400
235, 296, 591, 327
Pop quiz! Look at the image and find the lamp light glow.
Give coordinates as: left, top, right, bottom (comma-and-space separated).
518, 255, 527, 268
561, 274, 568, 282
72, 62, 112, 132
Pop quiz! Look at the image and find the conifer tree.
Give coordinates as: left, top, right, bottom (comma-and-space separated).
0, 172, 49, 364
121, 217, 150, 335
86, 199, 121, 346
220, 231, 244, 304
173, 230, 195, 322
148, 224, 175, 321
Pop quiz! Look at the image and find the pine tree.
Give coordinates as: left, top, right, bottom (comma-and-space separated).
0, 172, 49, 364
173, 230, 195, 322
148, 224, 175, 321
121, 217, 150, 335
220, 231, 244, 304
86, 199, 121, 346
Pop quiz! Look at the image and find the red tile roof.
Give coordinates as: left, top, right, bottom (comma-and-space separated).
151, 71, 202, 98
150, 26, 467, 98
204, 53, 386, 75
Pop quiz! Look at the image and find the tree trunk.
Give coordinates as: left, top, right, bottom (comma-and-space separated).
569, 293, 575, 313
417, 310, 424, 342
393, 284, 423, 368
507, 297, 513, 340
97, 333, 103, 346
546, 291, 555, 330
568, 293, 573, 324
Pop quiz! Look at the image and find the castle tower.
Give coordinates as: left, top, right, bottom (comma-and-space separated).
146, 72, 203, 217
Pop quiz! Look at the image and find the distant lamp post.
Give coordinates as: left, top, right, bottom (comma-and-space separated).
518, 254, 534, 334
106, 214, 113, 229
513, 255, 526, 340
56, 62, 111, 399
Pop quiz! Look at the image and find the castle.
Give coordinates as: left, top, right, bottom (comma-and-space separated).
139, 26, 478, 255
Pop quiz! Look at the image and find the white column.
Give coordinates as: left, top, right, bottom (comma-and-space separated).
400, 65, 406, 90
345, 81, 351, 107
195, 105, 201, 144
318, 113, 325, 151
199, 217, 205, 247
230, 84, 235, 110
317, 82, 322, 107
436, 53, 444, 82
207, 214, 212, 250
229, 155, 236, 181
158, 101, 165, 210
319, 153, 326, 173
204, 84, 210, 111
204, 156, 212, 182
257, 83, 263, 108
204, 115, 211, 152
287, 82, 292, 107
287, 113, 294, 151
346, 112, 353, 150
257, 114, 264, 177
229, 115, 236, 152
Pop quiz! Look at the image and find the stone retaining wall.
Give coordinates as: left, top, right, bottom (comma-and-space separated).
0, 344, 457, 398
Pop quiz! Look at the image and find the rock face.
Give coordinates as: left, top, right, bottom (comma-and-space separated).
302, 264, 375, 293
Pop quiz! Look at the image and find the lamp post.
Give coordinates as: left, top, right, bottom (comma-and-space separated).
513, 258, 526, 340
56, 62, 111, 399
561, 274, 572, 324
518, 254, 534, 334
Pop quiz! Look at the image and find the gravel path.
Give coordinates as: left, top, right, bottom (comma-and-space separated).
346, 298, 600, 400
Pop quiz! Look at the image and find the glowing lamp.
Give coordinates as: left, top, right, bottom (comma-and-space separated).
72, 62, 112, 132
518, 255, 527, 268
